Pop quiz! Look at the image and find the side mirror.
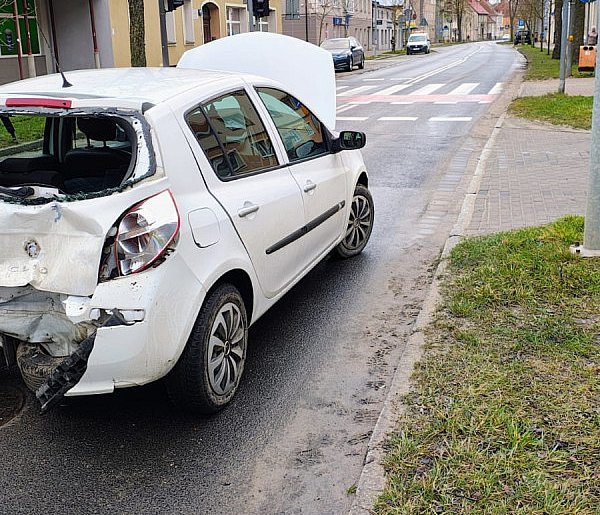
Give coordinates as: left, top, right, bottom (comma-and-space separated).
332, 130, 366, 152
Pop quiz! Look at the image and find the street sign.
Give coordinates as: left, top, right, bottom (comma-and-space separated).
518, 18, 525, 28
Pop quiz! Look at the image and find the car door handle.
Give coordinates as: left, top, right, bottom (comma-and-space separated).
303, 181, 317, 193
238, 202, 259, 218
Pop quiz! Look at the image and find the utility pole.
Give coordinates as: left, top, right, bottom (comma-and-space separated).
575, 6, 600, 255
159, 0, 169, 67
558, 0, 569, 92
304, 0, 309, 42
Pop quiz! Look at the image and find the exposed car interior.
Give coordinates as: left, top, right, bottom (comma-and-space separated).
0, 114, 135, 195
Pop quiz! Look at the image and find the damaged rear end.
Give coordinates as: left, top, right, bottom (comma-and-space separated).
0, 96, 180, 412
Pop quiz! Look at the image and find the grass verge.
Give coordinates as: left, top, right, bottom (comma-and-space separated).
375, 216, 600, 513
509, 93, 593, 130
0, 115, 46, 149
517, 44, 589, 80
508, 45, 593, 129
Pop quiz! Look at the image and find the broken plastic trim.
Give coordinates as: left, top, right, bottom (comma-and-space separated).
36, 309, 135, 414
0, 108, 156, 206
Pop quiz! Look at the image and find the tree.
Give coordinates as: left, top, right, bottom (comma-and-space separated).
128, 0, 146, 67
507, 0, 521, 42
317, 0, 335, 45
446, 0, 468, 42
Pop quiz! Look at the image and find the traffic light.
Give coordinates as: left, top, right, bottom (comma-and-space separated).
253, 0, 270, 18
166, 0, 184, 12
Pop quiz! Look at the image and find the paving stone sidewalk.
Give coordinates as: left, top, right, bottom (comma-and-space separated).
467, 78, 595, 235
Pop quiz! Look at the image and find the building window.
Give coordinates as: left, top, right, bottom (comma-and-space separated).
227, 7, 242, 36
285, 0, 300, 19
166, 11, 176, 43
0, 0, 40, 57
183, 0, 194, 43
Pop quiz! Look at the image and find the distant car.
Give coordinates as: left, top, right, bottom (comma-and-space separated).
514, 29, 532, 44
320, 37, 365, 71
406, 32, 431, 55
502, 33, 510, 41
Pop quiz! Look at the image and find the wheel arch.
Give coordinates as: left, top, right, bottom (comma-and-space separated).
356, 171, 368, 188
205, 268, 255, 324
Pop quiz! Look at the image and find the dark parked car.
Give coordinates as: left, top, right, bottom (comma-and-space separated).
514, 29, 532, 45
321, 37, 365, 71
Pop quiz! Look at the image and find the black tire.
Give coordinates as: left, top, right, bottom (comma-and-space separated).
406, 49, 411, 55
358, 56, 365, 69
335, 183, 374, 259
16, 341, 65, 391
348, 57, 353, 71
167, 284, 248, 414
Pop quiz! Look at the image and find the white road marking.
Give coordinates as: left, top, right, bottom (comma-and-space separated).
378, 116, 418, 121
488, 82, 503, 95
348, 101, 372, 104
336, 85, 350, 91
337, 85, 378, 97
391, 101, 415, 105
336, 116, 369, 121
336, 105, 358, 114
448, 82, 479, 95
373, 84, 410, 95
429, 116, 473, 122
434, 101, 458, 105
409, 83, 445, 95
363, 78, 386, 81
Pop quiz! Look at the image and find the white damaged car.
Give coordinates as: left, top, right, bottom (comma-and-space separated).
0, 33, 373, 413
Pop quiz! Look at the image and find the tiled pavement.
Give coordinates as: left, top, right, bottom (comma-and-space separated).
466, 78, 594, 235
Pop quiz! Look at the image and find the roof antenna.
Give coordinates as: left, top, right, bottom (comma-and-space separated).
37, 23, 72, 88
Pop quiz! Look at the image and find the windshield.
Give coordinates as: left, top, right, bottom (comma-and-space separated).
321, 39, 350, 50
409, 35, 427, 42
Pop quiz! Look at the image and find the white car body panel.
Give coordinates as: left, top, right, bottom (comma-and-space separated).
177, 32, 337, 131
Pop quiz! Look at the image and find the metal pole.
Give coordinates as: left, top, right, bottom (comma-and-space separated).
580, 6, 600, 254
159, 0, 169, 67
22, 0, 35, 77
247, 0, 254, 31
304, 0, 308, 41
11, 0, 24, 80
558, 0, 569, 93
566, 0, 573, 77
88, 0, 101, 68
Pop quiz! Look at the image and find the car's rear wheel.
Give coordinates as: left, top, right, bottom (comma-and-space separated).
167, 283, 248, 414
336, 184, 374, 258
358, 56, 365, 69
348, 57, 353, 71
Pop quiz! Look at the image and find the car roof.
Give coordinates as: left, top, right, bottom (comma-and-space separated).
0, 67, 248, 106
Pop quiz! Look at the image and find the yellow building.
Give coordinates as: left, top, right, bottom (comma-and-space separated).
0, 0, 281, 85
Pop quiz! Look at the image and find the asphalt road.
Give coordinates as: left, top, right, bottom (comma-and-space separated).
0, 42, 522, 515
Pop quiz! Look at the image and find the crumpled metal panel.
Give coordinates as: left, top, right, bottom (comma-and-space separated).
0, 286, 93, 352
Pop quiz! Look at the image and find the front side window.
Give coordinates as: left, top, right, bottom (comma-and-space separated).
257, 88, 328, 162
186, 90, 278, 179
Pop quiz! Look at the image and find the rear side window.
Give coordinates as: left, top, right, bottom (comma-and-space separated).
256, 88, 328, 162
185, 89, 278, 180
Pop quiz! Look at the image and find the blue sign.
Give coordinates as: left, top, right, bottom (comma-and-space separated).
518, 18, 525, 28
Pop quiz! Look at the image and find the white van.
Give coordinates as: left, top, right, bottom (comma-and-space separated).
407, 32, 431, 55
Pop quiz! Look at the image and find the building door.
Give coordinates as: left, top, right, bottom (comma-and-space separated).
203, 5, 212, 43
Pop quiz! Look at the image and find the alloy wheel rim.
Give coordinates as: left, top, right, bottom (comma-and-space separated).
207, 302, 245, 396
343, 194, 372, 250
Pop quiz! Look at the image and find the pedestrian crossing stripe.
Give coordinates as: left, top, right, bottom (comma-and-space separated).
335, 82, 503, 104
335, 116, 474, 122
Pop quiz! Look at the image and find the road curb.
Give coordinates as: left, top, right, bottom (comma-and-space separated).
348, 95, 510, 515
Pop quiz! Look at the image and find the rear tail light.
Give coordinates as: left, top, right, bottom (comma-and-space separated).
115, 190, 180, 276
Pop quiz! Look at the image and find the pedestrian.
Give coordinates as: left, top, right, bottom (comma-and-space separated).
587, 27, 597, 45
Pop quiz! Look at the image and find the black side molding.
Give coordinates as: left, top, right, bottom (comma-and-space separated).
266, 201, 345, 255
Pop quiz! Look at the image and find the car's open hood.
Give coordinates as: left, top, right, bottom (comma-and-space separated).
177, 32, 337, 131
